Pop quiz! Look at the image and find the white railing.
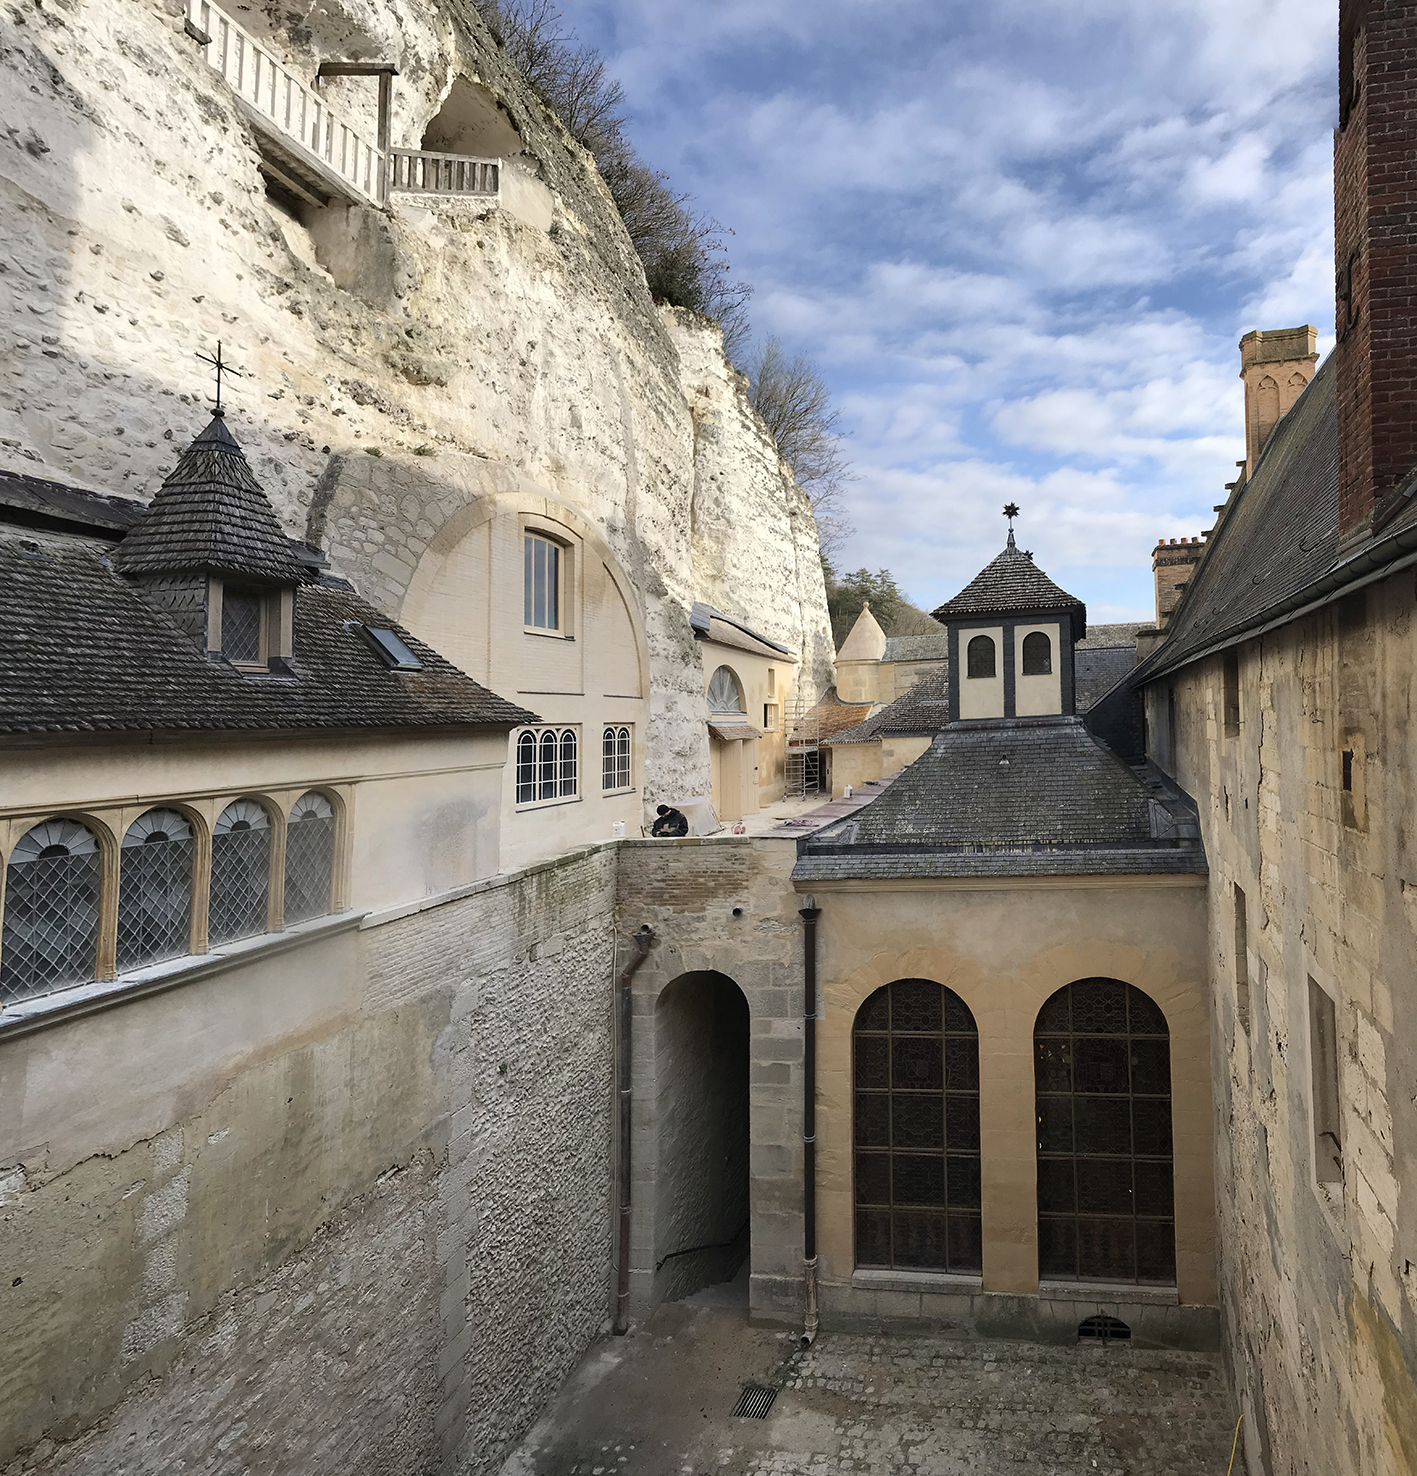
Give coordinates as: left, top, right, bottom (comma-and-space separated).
388, 148, 499, 197
185, 0, 382, 205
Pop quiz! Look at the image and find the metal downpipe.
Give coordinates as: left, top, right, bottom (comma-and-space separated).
614, 924, 655, 1335
799, 895, 821, 1349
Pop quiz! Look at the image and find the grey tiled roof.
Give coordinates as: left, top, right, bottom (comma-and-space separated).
1075, 643, 1138, 712
794, 718, 1205, 880
112, 410, 311, 584
0, 467, 143, 537
825, 666, 950, 744
881, 632, 950, 663
689, 602, 795, 657
1075, 622, 1144, 649
0, 526, 538, 735
931, 535, 1085, 635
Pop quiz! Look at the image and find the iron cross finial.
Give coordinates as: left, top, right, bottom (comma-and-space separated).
196, 340, 245, 413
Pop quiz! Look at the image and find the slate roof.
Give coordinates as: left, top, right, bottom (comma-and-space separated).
0, 467, 143, 538
1076, 622, 1144, 649
881, 631, 950, 663
1137, 355, 1417, 681
931, 532, 1086, 637
112, 409, 311, 584
824, 666, 951, 745
1076, 643, 1138, 712
0, 525, 538, 735
689, 602, 795, 659
793, 718, 1205, 880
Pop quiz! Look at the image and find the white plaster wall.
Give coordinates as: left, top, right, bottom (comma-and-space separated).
1014, 622, 1062, 717
959, 627, 1005, 720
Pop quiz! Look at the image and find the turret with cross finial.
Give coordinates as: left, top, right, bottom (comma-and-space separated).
195, 340, 245, 416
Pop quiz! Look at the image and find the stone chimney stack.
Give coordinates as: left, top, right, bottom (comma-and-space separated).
1239, 327, 1319, 477
1152, 537, 1205, 629
1334, 0, 1417, 539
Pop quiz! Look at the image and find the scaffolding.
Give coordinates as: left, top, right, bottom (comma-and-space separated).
784, 687, 826, 800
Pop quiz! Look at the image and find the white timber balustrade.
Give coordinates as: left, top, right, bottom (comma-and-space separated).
387, 149, 500, 197
185, 0, 382, 205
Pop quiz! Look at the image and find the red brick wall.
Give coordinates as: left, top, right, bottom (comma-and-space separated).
1334, 0, 1417, 538
1152, 538, 1205, 627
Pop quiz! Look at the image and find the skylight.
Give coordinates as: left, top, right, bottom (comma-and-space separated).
361, 626, 423, 670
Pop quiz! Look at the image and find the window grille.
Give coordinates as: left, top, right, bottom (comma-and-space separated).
516, 732, 537, 803
209, 799, 271, 946
966, 635, 996, 679
602, 726, 630, 791
707, 665, 745, 714
524, 534, 561, 631
1035, 978, 1175, 1285
1021, 631, 1052, 675
284, 792, 335, 925
222, 587, 263, 662
117, 809, 194, 972
558, 729, 578, 797
0, 818, 102, 1004
853, 978, 982, 1273
539, 730, 558, 799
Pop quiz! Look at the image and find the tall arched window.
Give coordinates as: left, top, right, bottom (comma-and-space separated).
1021, 631, 1052, 675
209, 799, 271, 946
117, 809, 194, 972
0, 819, 102, 1003
1035, 978, 1175, 1285
603, 725, 631, 791
539, 730, 558, 799
854, 978, 981, 1273
516, 731, 537, 803
558, 729, 578, 797
966, 635, 996, 679
284, 792, 335, 925
707, 666, 745, 714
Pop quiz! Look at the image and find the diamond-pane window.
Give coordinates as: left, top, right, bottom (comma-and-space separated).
284, 791, 335, 925
222, 587, 263, 663
210, 799, 271, 945
117, 809, 194, 972
0, 818, 102, 1004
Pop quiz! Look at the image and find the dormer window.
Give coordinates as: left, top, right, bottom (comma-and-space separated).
221, 585, 265, 665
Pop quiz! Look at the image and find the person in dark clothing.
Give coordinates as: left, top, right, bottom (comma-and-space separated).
651, 804, 689, 837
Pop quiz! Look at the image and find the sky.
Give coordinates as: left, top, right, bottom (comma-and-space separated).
569, 0, 1337, 622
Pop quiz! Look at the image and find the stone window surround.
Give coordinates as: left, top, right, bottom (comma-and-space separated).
521, 518, 577, 640
0, 785, 351, 1000
1303, 952, 1347, 1227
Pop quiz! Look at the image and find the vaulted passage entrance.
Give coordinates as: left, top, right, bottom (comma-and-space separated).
852, 978, 982, 1273
653, 971, 751, 1301
1035, 977, 1176, 1285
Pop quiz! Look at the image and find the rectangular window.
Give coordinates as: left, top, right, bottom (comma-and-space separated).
601, 726, 631, 792
1342, 749, 1354, 791
1222, 650, 1240, 736
767, 668, 776, 696
1233, 884, 1250, 1034
763, 703, 780, 732
524, 534, 561, 631
1308, 978, 1342, 1188
222, 586, 264, 665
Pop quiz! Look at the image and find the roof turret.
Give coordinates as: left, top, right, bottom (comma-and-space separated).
113, 409, 310, 584
931, 529, 1086, 639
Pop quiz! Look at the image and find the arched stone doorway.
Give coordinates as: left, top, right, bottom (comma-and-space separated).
1034, 977, 1176, 1285
652, 971, 751, 1302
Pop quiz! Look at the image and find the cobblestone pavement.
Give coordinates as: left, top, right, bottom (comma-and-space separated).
499, 1299, 1242, 1476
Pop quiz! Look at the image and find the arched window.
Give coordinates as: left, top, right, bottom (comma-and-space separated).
707, 665, 745, 714
516, 731, 537, 803
284, 792, 335, 925
966, 635, 996, 679
539, 730, 558, 799
209, 799, 271, 946
853, 978, 981, 1273
602, 725, 631, 791
558, 729, 578, 797
1022, 631, 1052, 675
1035, 978, 1175, 1285
0, 819, 102, 1003
117, 809, 194, 972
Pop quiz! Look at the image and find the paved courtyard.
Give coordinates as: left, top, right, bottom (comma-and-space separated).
500, 1294, 1242, 1476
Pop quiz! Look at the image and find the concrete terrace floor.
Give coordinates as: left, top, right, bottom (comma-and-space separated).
498, 1292, 1242, 1476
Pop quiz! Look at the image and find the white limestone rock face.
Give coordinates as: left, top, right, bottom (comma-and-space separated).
0, 0, 831, 800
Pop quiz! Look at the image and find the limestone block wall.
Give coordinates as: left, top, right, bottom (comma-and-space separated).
0, 844, 618, 1476
1144, 570, 1417, 1476
0, 0, 831, 806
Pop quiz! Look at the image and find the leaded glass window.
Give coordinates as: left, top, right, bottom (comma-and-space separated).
603, 726, 630, 791
558, 729, 577, 798
222, 587, 263, 663
117, 809, 194, 972
209, 799, 271, 945
707, 666, 744, 714
1022, 631, 1052, 675
0, 819, 101, 1004
516, 732, 537, 803
1035, 978, 1175, 1285
966, 634, 996, 679
854, 978, 982, 1273
524, 534, 561, 631
284, 791, 335, 925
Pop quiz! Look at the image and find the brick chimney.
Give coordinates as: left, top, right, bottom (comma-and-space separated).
1152, 537, 1205, 628
1240, 327, 1318, 477
1334, 0, 1417, 539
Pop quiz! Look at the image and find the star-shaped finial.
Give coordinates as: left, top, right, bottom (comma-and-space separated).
1003, 502, 1020, 526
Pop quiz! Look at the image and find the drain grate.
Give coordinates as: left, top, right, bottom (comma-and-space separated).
732, 1384, 779, 1418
